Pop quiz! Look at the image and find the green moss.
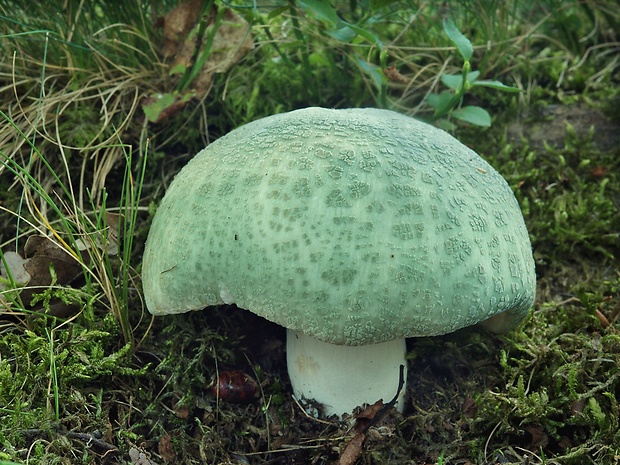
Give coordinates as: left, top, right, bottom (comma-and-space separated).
472, 300, 620, 463
0, 313, 147, 452
460, 102, 620, 267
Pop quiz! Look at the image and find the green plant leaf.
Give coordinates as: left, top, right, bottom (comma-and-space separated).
142, 93, 175, 123
441, 71, 481, 91
472, 79, 522, 92
441, 73, 464, 91
169, 63, 187, 76
586, 397, 607, 427
467, 70, 480, 82
326, 25, 357, 42
267, 6, 288, 20
298, 1, 383, 48
427, 91, 454, 115
142, 92, 193, 123
434, 118, 457, 131
356, 57, 385, 91
347, 23, 384, 49
451, 106, 491, 127
443, 18, 473, 61
298, 0, 339, 27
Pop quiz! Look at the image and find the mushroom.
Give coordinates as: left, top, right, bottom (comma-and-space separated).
142, 107, 536, 418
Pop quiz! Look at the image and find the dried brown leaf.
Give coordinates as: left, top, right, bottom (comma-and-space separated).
23, 235, 83, 287
0, 251, 31, 285
595, 308, 610, 328
153, 4, 253, 106
353, 399, 385, 433
525, 424, 549, 449
192, 8, 254, 99
129, 446, 160, 465
383, 64, 409, 84
105, 211, 121, 256
462, 396, 477, 418
158, 434, 175, 462
339, 432, 366, 465
19, 236, 84, 317
159, 0, 203, 58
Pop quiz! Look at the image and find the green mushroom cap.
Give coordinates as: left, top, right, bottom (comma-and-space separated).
142, 107, 536, 345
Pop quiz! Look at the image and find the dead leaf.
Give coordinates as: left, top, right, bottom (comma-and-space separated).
595, 308, 610, 328
571, 399, 586, 416
0, 250, 31, 310
339, 432, 366, 465
525, 424, 549, 449
353, 399, 385, 433
73, 212, 121, 256
105, 211, 121, 256
23, 235, 83, 289
338, 400, 388, 465
192, 8, 254, 99
158, 434, 175, 462
558, 436, 573, 450
147, 4, 254, 123
12, 236, 85, 317
159, 0, 204, 59
0, 251, 31, 285
169, 7, 209, 75
129, 445, 160, 465
383, 64, 409, 84
157, 3, 253, 101
462, 396, 477, 418
591, 165, 608, 178
174, 405, 190, 419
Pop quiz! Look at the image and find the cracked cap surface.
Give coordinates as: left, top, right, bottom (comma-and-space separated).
142, 107, 536, 345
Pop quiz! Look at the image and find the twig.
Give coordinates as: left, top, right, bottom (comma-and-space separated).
17, 428, 119, 455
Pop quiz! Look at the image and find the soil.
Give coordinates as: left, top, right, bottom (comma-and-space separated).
507, 102, 620, 151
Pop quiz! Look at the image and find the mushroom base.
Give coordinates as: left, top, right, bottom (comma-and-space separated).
286, 330, 407, 418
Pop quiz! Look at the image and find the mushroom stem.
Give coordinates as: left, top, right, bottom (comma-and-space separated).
286, 329, 407, 418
